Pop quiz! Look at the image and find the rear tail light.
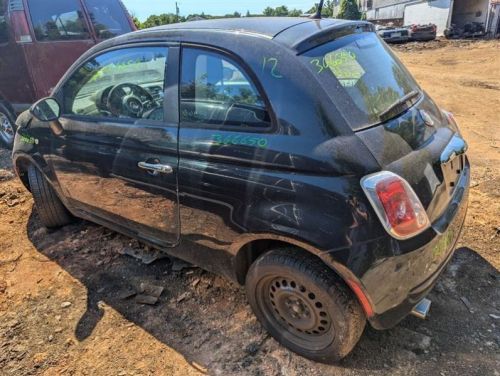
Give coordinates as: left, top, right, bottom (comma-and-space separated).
361, 171, 430, 240
10, 10, 32, 43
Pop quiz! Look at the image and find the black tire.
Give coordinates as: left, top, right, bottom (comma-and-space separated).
0, 102, 16, 148
27, 165, 72, 228
246, 248, 366, 363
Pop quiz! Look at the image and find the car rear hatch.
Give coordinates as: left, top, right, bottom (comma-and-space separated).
299, 28, 468, 225
356, 96, 467, 224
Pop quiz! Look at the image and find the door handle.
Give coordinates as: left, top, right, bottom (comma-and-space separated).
138, 162, 173, 175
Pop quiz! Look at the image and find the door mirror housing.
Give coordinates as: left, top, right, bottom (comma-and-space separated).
30, 98, 61, 122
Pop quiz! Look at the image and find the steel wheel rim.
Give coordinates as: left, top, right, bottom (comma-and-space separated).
0, 112, 14, 144
257, 276, 335, 350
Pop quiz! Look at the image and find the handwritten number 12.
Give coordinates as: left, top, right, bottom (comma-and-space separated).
262, 57, 283, 79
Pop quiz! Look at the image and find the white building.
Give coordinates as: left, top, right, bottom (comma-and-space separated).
362, 0, 500, 37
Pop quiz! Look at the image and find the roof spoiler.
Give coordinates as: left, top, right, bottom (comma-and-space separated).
293, 22, 375, 53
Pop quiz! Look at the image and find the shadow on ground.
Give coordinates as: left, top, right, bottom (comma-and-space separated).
25, 209, 500, 375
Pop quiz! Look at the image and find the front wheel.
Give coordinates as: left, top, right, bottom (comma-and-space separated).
27, 165, 73, 228
0, 102, 16, 148
246, 248, 366, 363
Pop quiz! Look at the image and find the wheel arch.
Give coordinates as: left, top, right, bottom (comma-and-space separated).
13, 155, 33, 191
232, 234, 374, 318
12, 153, 50, 192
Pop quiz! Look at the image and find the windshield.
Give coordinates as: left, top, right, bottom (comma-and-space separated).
301, 32, 420, 130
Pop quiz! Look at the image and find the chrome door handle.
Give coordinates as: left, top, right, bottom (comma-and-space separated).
138, 162, 173, 174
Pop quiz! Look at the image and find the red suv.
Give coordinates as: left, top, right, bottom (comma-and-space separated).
0, 0, 136, 147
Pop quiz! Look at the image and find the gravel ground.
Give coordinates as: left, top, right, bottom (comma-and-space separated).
0, 39, 499, 375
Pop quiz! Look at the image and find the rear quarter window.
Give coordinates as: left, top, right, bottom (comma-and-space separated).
180, 48, 272, 129
301, 32, 420, 130
83, 0, 132, 39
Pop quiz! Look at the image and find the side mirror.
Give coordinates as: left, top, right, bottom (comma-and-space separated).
30, 98, 61, 122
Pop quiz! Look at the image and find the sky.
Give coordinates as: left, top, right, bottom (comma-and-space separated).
121, 0, 318, 21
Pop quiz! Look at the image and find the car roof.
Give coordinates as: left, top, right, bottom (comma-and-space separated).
136, 17, 369, 49
83, 17, 373, 61
147, 17, 311, 38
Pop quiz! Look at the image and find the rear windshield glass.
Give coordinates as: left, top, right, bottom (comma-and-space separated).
301, 32, 420, 130
28, 0, 90, 41
84, 0, 132, 39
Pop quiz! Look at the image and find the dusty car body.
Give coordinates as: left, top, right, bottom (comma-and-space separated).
12, 17, 469, 363
0, 0, 135, 146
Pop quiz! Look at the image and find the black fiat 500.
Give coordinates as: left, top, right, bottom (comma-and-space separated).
12, 17, 469, 363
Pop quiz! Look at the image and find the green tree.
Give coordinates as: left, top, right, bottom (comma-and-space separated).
337, 0, 361, 20
141, 13, 182, 29
288, 9, 303, 17
324, 0, 334, 17
263, 7, 274, 16
274, 5, 289, 16
131, 15, 141, 29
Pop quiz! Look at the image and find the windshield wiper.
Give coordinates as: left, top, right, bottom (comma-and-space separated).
378, 90, 420, 122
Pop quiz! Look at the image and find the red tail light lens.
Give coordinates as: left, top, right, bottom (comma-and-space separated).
361, 172, 430, 240
11, 11, 32, 43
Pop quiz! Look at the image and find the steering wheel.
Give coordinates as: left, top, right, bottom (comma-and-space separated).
107, 83, 156, 118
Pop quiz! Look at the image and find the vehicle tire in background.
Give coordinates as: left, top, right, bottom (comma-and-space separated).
0, 102, 16, 148
246, 248, 366, 363
27, 165, 73, 228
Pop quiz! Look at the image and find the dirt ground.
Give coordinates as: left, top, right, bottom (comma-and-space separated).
0, 39, 499, 376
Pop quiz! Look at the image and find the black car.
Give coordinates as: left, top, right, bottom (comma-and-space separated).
12, 17, 469, 363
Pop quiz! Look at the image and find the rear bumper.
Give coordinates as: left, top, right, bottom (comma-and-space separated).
365, 162, 470, 329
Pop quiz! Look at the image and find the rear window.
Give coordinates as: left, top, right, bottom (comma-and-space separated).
28, 0, 90, 41
83, 0, 132, 39
301, 32, 420, 130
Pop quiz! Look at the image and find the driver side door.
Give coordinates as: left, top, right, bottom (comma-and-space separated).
49, 44, 180, 247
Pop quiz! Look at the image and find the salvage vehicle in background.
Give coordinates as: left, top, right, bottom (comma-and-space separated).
12, 17, 469, 363
376, 24, 410, 43
0, 0, 136, 147
444, 22, 486, 39
408, 23, 437, 42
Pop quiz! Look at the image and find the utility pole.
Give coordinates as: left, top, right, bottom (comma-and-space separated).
175, 2, 180, 23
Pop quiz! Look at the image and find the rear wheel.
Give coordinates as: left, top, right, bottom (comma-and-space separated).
0, 102, 16, 148
246, 248, 366, 363
27, 165, 73, 228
